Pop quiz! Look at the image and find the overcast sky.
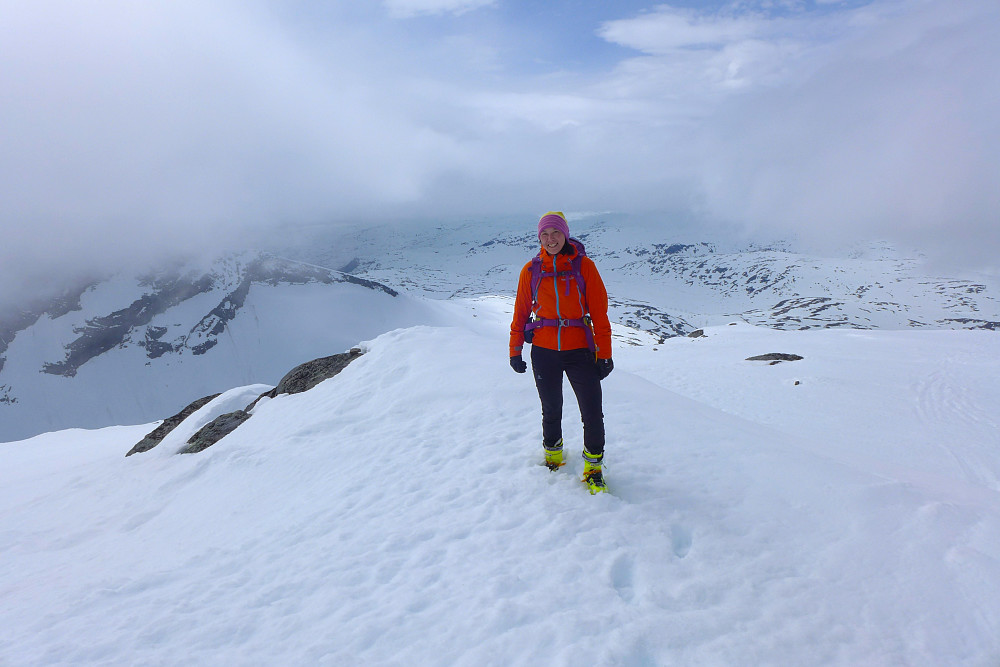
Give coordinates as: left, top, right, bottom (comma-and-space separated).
2, 0, 998, 302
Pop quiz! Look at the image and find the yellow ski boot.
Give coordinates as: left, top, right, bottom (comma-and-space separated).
582, 449, 608, 494
543, 439, 565, 471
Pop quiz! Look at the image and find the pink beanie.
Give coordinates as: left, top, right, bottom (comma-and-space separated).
537, 211, 570, 239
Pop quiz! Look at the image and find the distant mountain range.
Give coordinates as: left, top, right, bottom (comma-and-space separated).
2, 217, 997, 441
282, 218, 1000, 340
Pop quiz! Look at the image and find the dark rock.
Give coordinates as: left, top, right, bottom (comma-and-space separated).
179, 410, 251, 454
246, 348, 364, 411
127, 347, 365, 456
274, 348, 363, 394
173, 348, 365, 454
746, 353, 804, 364
688, 329, 705, 338
141, 326, 175, 359
939, 318, 1000, 331
126, 393, 222, 456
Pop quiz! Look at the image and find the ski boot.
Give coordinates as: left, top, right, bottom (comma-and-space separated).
582, 449, 608, 494
543, 439, 565, 470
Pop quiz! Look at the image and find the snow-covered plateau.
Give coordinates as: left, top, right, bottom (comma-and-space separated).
2, 300, 999, 665
2, 217, 999, 664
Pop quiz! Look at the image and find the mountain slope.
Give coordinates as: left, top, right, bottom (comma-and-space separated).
2, 309, 998, 665
0, 253, 444, 441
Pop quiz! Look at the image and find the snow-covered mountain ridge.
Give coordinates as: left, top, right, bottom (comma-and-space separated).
0, 252, 442, 441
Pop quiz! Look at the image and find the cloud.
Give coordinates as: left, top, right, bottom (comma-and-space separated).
690, 0, 1000, 267
384, 0, 496, 19
1, 0, 999, 309
0, 0, 469, 301
0, 0, 699, 306
599, 6, 765, 54
595, 0, 1000, 269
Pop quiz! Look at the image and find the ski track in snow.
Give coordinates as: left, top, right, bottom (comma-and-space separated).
913, 352, 1000, 491
1, 311, 1000, 665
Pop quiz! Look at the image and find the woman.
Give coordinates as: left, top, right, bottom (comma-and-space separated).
509, 212, 614, 494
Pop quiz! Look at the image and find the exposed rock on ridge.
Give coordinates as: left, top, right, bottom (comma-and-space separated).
179, 410, 252, 455
127, 348, 364, 456
125, 393, 222, 456
245, 348, 365, 411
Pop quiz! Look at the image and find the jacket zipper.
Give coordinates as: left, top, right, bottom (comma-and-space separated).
552, 253, 562, 349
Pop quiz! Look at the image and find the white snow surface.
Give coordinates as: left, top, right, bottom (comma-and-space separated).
2, 299, 999, 665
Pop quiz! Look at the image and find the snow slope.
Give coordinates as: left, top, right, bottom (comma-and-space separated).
2, 299, 998, 665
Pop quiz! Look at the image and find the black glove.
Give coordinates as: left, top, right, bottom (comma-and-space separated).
510, 355, 527, 373
596, 357, 614, 380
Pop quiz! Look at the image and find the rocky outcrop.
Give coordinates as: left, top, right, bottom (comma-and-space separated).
246, 348, 364, 411
746, 353, 804, 365
125, 393, 221, 456
178, 410, 252, 454
127, 348, 364, 456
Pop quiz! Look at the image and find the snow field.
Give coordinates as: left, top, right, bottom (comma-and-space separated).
1, 305, 999, 665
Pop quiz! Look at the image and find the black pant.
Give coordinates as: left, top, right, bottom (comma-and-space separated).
530, 346, 605, 456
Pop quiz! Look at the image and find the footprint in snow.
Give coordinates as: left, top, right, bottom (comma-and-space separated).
671, 524, 692, 559
610, 553, 636, 603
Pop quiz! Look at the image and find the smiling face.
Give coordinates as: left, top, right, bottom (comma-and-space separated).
539, 227, 566, 255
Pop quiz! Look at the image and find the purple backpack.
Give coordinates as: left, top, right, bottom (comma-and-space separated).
524, 238, 595, 352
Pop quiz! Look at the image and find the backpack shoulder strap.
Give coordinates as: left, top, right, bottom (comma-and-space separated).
529, 255, 543, 308
568, 239, 587, 300
575, 257, 586, 300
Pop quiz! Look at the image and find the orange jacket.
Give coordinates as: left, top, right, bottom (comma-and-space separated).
509, 244, 612, 359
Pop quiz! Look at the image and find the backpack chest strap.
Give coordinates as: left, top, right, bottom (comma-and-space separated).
531, 263, 586, 307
